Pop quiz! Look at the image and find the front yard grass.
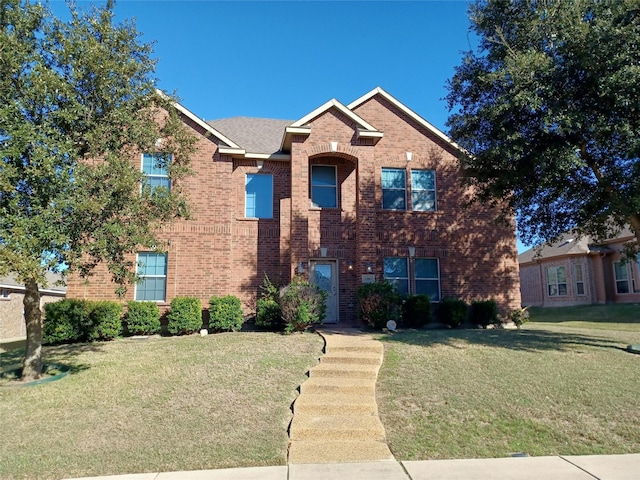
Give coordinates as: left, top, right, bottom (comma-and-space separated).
0, 332, 323, 480
376, 306, 640, 461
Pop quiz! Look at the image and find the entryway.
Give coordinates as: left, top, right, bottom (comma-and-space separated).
310, 260, 338, 323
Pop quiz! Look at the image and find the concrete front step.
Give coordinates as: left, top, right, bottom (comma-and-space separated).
287, 439, 395, 464
309, 362, 379, 379
293, 393, 378, 416
299, 377, 376, 395
324, 340, 384, 355
320, 351, 382, 366
289, 414, 387, 441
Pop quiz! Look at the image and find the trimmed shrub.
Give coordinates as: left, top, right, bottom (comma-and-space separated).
44, 299, 123, 344
509, 307, 530, 329
279, 277, 327, 334
437, 297, 468, 328
255, 298, 282, 330
87, 301, 123, 340
209, 295, 243, 332
357, 282, 401, 330
167, 297, 202, 335
43, 299, 87, 344
402, 294, 433, 328
470, 299, 500, 328
125, 301, 161, 335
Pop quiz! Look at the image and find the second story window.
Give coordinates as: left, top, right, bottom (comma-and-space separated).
411, 170, 436, 211
245, 174, 273, 218
382, 168, 406, 210
311, 165, 337, 208
142, 153, 171, 192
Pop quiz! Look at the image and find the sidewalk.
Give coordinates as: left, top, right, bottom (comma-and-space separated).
65, 453, 640, 480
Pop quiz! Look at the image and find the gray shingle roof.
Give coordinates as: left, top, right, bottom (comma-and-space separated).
207, 117, 293, 155
0, 271, 66, 293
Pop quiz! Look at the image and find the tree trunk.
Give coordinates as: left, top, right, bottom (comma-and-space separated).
22, 279, 43, 381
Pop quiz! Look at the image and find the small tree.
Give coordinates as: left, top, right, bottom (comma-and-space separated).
357, 282, 401, 330
279, 277, 327, 333
0, 1, 195, 380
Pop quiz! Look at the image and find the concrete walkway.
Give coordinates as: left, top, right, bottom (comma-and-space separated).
288, 326, 394, 464
64, 454, 640, 479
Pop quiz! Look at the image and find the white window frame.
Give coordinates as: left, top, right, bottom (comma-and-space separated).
1, 289, 9, 299
310, 165, 338, 208
135, 252, 168, 302
383, 257, 409, 295
141, 153, 171, 192
245, 173, 273, 218
613, 261, 633, 294
381, 168, 407, 210
574, 263, 586, 296
547, 266, 567, 297
414, 257, 441, 301
410, 169, 437, 212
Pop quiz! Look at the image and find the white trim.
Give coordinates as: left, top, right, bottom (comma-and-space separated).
0, 284, 65, 295
290, 98, 380, 133
348, 87, 463, 152
244, 153, 291, 161
218, 147, 246, 155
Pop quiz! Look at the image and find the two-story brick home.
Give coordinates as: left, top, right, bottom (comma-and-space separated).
66, 87, 521, 324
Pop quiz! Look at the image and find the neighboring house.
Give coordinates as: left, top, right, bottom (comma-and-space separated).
66, 87, 521, 324
519, 228, 640, 307
0, 272, 66, 343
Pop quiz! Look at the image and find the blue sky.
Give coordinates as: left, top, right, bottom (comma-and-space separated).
49, 0, 527, 253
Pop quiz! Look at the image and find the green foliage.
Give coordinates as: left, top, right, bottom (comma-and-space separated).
402, 294, 433, 328
125, 301, 160, 335
43, 299, 123, 344
209, 296, 243, 332
446, 0, 640, 248
87, 301, 124, 340
255, 298, 282, 330
437, 298, 468, 329
469, 299, 499, 328
509, 307, 530, 329
357, 282, 401, 330
0, 0, 195, 377
279, 277, 327, 334
167, 297, 202, 335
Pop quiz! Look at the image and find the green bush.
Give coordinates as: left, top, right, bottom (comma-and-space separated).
167, 297, 202, 335
209, 295, 243, 332
87, 301, 123, 340
43, 299, 87, 344
402, 294, 433, 328
44, 299, 123, 344
509, 307, 530, 329
437, 297, 468, 328
470, 299, 500, 328
279, 277, 327, 333
125, 301, 161, 335
255, 298, 282, 330
357, 282, 401, 330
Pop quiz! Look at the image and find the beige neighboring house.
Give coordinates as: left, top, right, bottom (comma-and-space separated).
0, 272, 66, 345
519, 228, 640, 307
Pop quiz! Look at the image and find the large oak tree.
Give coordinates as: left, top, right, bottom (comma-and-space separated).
0, 0, 195, 380
446, 0, 640, 250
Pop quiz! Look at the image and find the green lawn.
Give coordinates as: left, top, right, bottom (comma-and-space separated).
0, 333, 324, 480
2, 305, 639, 479
376, 305, 640, 461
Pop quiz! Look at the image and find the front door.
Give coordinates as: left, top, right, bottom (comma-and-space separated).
310, 260, 338, 323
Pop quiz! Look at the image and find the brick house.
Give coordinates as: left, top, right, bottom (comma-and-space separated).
66, 87, 521, 324
519, 229, 640, 307
0, 272, 66, 347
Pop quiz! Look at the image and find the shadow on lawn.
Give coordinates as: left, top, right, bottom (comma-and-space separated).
379, 327, 628, 354
0, 342, 103, 376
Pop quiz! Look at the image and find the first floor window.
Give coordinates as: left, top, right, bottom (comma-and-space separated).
311, 165, 337, 208
411, 170, 436, 211
1, 289, 8, 298
382, 168, 406, 210
136, 252, 167, 301
547, 266, 567, 296
415, 258, 440, 301
245, 174, 273, 218
574, 264, 585, 296
614, 261, 630, 294
142, 153, 171, 192
383, 257, 409, 294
